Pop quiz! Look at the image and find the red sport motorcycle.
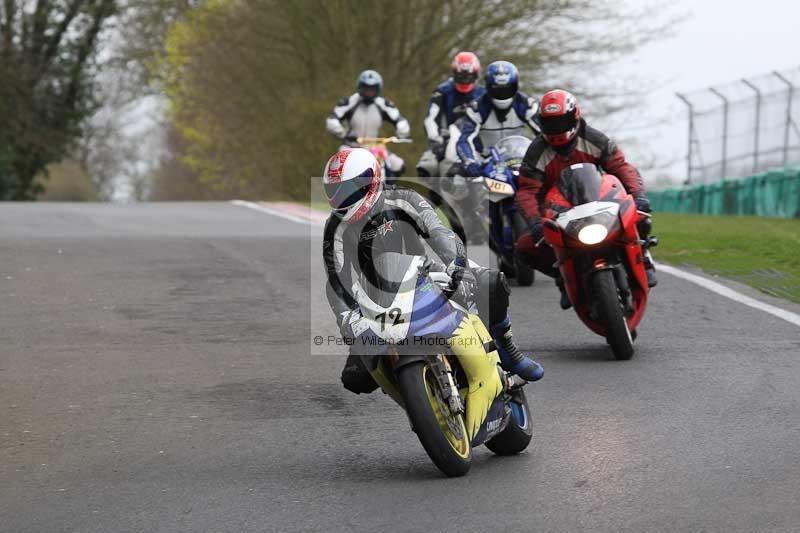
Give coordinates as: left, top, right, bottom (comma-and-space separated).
541, 163, 656, 360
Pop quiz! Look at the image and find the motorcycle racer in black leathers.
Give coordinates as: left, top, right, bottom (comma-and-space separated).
321, 147, 543, 393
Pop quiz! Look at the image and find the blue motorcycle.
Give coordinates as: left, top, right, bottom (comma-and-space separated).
482, 135, 536, 286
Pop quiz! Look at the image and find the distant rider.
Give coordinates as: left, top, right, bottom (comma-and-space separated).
515, 89, 657, 308
322, 148, 544, 394
416, 52, 485, 178
454, 61, 540, 178
326, 70, 411, 175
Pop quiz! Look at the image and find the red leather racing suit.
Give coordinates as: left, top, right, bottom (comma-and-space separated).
515, 120, 645, 277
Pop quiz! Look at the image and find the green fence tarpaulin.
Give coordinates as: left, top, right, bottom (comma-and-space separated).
650, 167, 800, 218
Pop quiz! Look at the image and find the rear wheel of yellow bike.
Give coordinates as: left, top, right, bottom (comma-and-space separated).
398, 362, 472, 477
485, 388, 533, 455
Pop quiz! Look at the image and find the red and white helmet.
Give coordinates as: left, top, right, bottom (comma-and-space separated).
451, 51, 481, 94
323, 148, 383, 223
538, 89, 581, 147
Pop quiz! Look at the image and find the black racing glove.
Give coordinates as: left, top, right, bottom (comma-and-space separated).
446, 259, 475, 302
466, 161, 483, 178
634, 194, 651, 213
431, 140, 446, 161
528, 219, 545, 245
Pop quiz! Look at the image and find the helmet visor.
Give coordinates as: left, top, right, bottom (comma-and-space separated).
540, 109, 578, 135
489, 84, 516, 101
453, 71, 478, 85
358, 85, 379, 99
325, 170, 375, 209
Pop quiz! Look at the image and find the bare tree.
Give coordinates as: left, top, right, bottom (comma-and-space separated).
0, 0, 118, 200
154, 0, 678, 199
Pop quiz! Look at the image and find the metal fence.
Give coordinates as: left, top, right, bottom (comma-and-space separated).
677, 67, 800, 185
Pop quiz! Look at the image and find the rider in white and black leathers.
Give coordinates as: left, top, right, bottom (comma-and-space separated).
322, 148, 543, 394
326, 70, 411, 175
454, 61, 540, 178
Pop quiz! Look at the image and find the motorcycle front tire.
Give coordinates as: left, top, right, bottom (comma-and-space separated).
592, 269, 635, 360
398, 361, 472, 477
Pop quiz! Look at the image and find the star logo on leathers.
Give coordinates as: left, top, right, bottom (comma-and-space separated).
377, 219, 394, 236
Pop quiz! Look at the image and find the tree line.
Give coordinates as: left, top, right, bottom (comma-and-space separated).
0, 0, 675, 201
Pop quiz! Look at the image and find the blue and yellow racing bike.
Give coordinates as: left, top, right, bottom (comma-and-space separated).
351, 252, 533, 477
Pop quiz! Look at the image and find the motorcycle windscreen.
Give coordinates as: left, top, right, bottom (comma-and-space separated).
557, 163, 603, 206
494, 135, 532, 166
359, 252, 417, 308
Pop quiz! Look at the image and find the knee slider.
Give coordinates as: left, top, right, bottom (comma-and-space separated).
475, 268, 510, 326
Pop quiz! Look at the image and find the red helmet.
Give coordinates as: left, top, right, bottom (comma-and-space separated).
451, 52, 481, 94
323, 148, 383, 223
539, 89, 581, 147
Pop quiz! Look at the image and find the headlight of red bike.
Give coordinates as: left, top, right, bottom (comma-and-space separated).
577, 223, 609, 245
556, 202, 621, 246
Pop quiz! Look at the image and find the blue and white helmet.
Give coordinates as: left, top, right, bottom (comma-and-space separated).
357, 70, 383, 102
485, 61, 519, 110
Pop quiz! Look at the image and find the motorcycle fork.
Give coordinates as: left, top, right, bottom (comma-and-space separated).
580, 252, 629, 320
612, 264, 634, 315
429, 355, 465, 416
487, 203, 505, 256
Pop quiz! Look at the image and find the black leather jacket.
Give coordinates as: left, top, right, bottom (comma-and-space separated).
322, 187, 467, 323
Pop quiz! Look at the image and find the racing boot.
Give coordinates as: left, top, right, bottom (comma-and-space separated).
638, 222, 658, 288
644, 249, 658, 288
556, 276, 571, 310
645, 266, 658, 288
341, 353, 379, 394
490, 319, 544, 382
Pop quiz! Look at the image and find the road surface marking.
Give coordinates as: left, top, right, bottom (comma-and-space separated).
230, 200, 324, 227
232, 200, 800, 328
658, 263, 800, 328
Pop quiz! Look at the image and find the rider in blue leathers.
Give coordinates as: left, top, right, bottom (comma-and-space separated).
416, 52, 485, 178
455, 61, 540, 178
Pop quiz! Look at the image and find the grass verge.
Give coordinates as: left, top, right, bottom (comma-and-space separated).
308, 205, 800, 303
653, 212, 800, 303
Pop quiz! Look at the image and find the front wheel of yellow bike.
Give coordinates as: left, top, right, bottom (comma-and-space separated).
398, 361, 472, 477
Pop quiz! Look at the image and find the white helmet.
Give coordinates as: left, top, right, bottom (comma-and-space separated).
323, 148, 383, 223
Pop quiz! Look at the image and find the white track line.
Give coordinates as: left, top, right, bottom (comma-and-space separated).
230, 200, 323, 227
657, 263, 800, 328
232, 199, 800, 329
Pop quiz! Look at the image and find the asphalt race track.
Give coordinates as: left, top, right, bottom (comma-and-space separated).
2, 203, 799, 532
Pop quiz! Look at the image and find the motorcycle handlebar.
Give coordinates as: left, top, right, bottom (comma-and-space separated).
356, 136, 413, 145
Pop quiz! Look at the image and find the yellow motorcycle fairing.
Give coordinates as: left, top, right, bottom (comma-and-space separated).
450, 313, 505, 441
365, 313, 504, 442
367, 355, 405, 407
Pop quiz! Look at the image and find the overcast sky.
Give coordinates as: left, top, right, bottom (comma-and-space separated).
597, 0, 798, 184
